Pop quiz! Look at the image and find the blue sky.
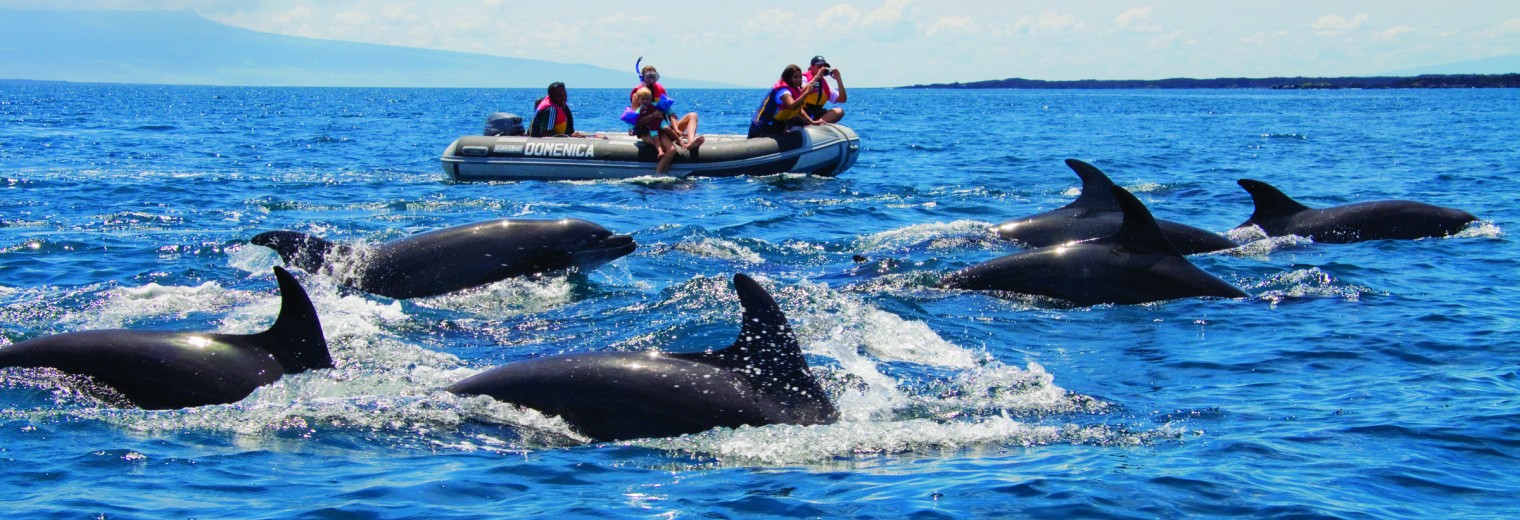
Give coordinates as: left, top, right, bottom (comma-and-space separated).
8, 0, 1520, 87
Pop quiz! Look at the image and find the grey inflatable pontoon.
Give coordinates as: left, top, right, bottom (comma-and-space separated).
441, 120, 860, 181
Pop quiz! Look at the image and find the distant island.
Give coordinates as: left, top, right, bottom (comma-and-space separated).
903, 73, 1520, 90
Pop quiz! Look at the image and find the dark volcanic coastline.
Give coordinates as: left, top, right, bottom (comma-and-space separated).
902, 73, 1520, 89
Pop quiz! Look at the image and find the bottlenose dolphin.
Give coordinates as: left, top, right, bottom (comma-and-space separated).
993, 159, 1236, 255
448, 274, 838, 442
251, 218, 636, 299
944, 186, 1249, 306
1234, 179, 1478, 243
0, 267, 330, 409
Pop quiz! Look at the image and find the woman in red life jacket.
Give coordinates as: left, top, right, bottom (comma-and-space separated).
748, 64, 818, 139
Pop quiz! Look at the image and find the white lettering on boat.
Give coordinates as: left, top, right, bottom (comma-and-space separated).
523, 142, 596, 158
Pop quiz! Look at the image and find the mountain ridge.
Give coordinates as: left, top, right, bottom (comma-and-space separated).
0, 8, 735, 89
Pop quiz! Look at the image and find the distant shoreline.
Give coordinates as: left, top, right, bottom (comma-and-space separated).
901, 73, 1520, 90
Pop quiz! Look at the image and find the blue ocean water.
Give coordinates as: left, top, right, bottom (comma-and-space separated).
1, 82, 1517, 518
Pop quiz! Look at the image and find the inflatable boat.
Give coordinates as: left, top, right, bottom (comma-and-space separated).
440, 116, 860, 181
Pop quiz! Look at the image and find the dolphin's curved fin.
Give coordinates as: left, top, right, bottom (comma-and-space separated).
252, 266, 332, 372
1104, 186, 1183, 257
673, 274, 836, 422
1237, 179, 1311, 225
1061, 159, 1121, 212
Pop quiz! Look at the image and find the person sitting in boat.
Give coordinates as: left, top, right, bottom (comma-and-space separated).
801, 55, 847, 124
631, 64, 701, 148
529, 82, 584, 138
628, 87, 681, 174
748, 64, 819, 139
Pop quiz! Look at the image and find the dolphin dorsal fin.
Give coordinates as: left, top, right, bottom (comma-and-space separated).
253, 266, 333, 372
1103, 186, 1183, 256
1061, 159, 1121, 212
1237, 179, 1311, 224
675, 274, 832, 411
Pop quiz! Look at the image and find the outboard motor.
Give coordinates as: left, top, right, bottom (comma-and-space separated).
483, 112, 525, 136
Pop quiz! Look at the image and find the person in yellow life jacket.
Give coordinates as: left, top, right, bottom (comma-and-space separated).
529, 82, 584, 137
801, 55, 847, 124
748, 64, 818, 139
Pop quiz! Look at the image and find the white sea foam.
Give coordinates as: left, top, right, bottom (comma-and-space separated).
785, 280, 979, 369
76, 281, 256, 330
853, 220, 995, 253
673, 237, 764, 263
1456, 220, 1503, 239
1253, 267, 1379, 306
413, 277, 574, 318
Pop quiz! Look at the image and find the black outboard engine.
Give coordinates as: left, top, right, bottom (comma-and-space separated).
483, 112, 525, 136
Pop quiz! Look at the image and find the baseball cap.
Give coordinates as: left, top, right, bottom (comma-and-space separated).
811, 56, 829, 67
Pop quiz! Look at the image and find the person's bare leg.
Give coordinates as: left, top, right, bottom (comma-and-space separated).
820, 108, 844, 124
656, 134, 677, 174
677, 113, 699, 142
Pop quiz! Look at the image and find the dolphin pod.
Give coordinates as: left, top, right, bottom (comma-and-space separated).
1234, 179, 1478, 243
993, 159, 1237, 255
447, 274, 839, 442
944, 186, 1249, 306
0, 267, 330, 409
251, 218, 636, 299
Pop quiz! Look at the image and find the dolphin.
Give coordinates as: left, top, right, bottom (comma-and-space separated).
447, 273, 838, 442
943, 186, 1249, 306
1234, 179, 1478, 243
993, 159, 1237, 255
0, 267, 330, 409
251, 218, 637, 299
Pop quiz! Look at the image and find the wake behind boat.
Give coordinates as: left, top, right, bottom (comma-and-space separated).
441, 115, 859, 181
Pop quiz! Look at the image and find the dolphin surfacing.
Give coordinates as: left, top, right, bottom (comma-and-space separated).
251, 218, 636, 299
1234, 179, 1478, 243
993, 159, 1236, 255
0, 267, 331, 409
447, 273, 838, 442
945, 186, 1248, 306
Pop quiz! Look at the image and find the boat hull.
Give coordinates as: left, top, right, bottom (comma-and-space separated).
440, 125, 859, 181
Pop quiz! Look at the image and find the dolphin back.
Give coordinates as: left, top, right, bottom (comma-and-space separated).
0, 267, 331, 409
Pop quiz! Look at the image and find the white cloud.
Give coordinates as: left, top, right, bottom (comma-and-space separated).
816, 4, 863, 30
1116, 6, 1161, 33
1012, 10, 1082, 36
862, 0, 907, 27
1375, 25, 1414, 41
1148, 30, 1184, 51
861, 0, 915, 41
926, 16, 978, 38
1498, 19, 1520, 34
1238, 31, 1288, 48
1312, 13, 1369, 36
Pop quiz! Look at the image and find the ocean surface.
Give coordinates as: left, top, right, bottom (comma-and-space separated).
1, 83, 1517, 518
